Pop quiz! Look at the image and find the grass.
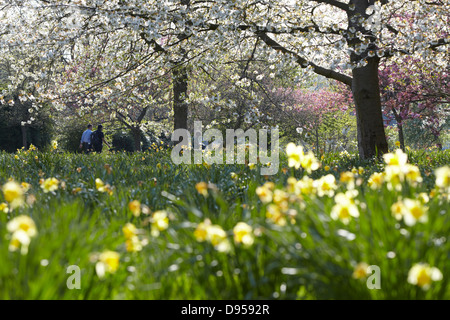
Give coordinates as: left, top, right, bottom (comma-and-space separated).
0, 146, 448, 299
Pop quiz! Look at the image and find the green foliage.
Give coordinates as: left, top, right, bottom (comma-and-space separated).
0, 103, 54, 152
0, 118, 22, 152
57, 120, 87, 153
403, 118, 448, 150
384, 125, 399, 151
0, 148, 448, 299
317, 111, 358, 154
111, 131, 135, 153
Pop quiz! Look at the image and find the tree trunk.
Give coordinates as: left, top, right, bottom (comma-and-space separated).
172, 0, 190, 134
347, 1, 389, 159
21, 125, 28, 150
315, 127, 319, 157
351, 59, 389, 159
397, 122, 405, 151
392, 109, 405, 151
172, 65, 188, 132
132, 127, 141, 152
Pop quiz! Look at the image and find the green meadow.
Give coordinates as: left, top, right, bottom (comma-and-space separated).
0, 146, 449, 299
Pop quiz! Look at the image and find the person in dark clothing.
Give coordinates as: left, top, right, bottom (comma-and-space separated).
91, 125, 110, 153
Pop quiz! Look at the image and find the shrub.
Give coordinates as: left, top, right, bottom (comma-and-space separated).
0, 103, 54, 152
112, 131, 135, 152
58, 120, 88, 153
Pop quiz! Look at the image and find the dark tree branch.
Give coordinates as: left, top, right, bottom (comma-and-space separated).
383, 38, 449, 58
255, 31, 353, 86
241, 38, 259, 79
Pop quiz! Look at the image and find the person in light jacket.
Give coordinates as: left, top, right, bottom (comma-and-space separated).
79, 124, 93, 154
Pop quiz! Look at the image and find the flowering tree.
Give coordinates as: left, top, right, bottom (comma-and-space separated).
290, 88, 355, 154
1, 0, 448, 158
379, 56, 450, 150
56, 43, 173, 151
242, 0, 448, 158
0, 5, 57, 149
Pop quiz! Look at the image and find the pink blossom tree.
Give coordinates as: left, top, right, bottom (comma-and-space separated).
379, 56, 450, 151
291, 87, 354, 155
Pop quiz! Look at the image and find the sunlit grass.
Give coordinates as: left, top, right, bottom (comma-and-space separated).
0, 146, 448, 299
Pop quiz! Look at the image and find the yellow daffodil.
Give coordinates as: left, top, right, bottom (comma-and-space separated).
391, 198, 428, 226
194, 221, 232, 252
195, 182, 209, 197
273, 189, 289, 209
352, 262, 370, 279
95, 178, 113, 195
256, 184, 273, 204
96, 250, 120, 278
340, 171, 355, 189
297, 176, 315, 196
128, 200, 141, 217
391, 200, 405, 221
7, 215, 37, 255
125, 236, 143, 252
151, 210, 169, 237
264, 182, 275, 190
7, 215, 37, 237
21, 182, 31, 192
403, 164, 422, 186
384, 165, 403, 191
435, 166, 449, 191
206, 224, 227, 246
402, 198, 428, 226
194, 219, 211, 242
2, 180, 25, 209
417, 192, 429, 204
123, 223, 144, 253
95, 178, 105, 191
9, 230, 32, 254
407, 263, 443, 290
206, 224, 231, 253
233, 222, 254, 247
286, 142, 304, 169
368, 172, 383, 190
104, 185, 114, 195
215, 239, 232, 253
330, 193, 359, 224
266, 204, 287, 226
383, 149, 408, 166
0, 202, 8, 213
300, 151, 320, 174
313, 174, 337, 197
286, 177, 300, 195
40, 177, 59, 193
123, 223, 138, 239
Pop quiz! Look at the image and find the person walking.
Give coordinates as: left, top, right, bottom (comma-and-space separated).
79, 124, 93, 154
91, 124, 111, 153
